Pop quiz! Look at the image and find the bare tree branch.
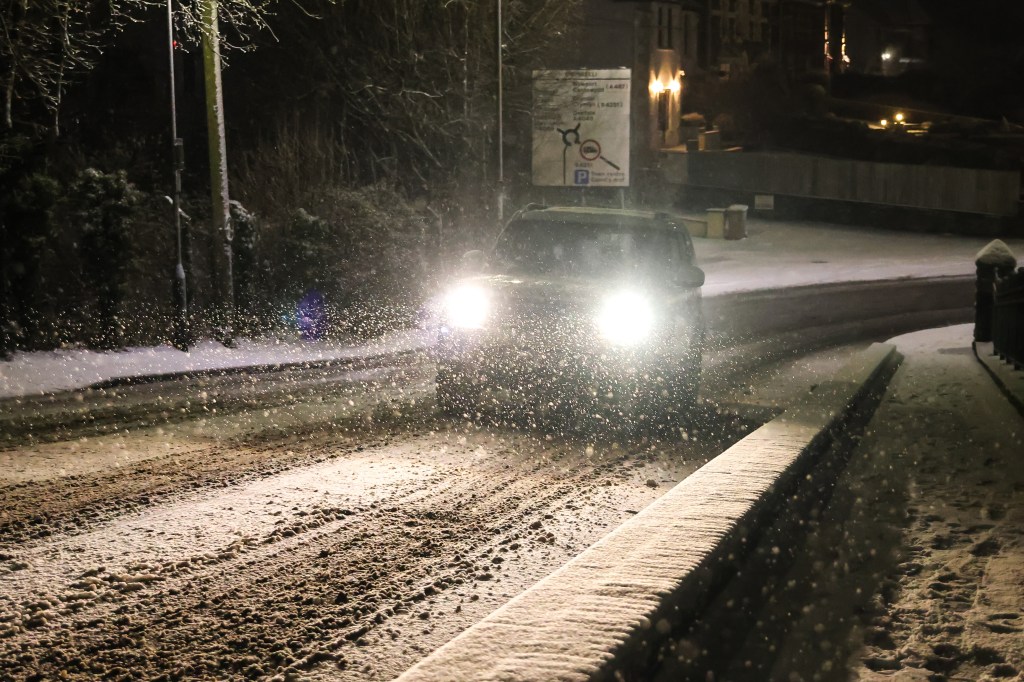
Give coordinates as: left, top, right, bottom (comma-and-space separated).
0, 0, 285, 137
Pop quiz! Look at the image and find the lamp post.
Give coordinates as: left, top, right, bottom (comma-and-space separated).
496, 0, 504, 223
201, 0, 235, 346
167, 0, 189, 351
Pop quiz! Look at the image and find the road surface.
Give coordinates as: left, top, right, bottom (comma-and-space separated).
0, 277, 972, 681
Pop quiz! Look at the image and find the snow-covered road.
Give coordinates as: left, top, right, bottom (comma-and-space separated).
1, 220, 1017, 681
0, 327, 871, 681
0, 376, 763, 680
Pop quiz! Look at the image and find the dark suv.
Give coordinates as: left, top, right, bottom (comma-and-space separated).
435, 206, 705, 424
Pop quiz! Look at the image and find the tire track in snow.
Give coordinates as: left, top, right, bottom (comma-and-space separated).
0, 417, 748, 681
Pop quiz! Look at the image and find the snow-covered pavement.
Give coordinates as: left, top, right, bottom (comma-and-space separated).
2, 218, 1019, 400
692, 219, 1015, 297
0, 328, 433, 400
744, 324, 1024, 682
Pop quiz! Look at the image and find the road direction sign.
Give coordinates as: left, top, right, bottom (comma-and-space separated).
532, 69, 631, 187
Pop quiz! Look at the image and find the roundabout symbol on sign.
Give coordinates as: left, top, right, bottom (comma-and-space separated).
554, 124, 622, 183
579, 139, 601, 161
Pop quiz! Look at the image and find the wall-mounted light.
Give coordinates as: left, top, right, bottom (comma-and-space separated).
650, 78, 681, 96
649, 79, 671, 131
651, 72, 682, 136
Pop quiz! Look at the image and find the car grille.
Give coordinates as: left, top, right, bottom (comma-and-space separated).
497, 303, 592, 354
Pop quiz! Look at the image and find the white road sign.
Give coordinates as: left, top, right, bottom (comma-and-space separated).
532, 69, 631, 187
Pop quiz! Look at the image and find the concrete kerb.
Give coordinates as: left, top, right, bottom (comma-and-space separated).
396, 342, 901, 682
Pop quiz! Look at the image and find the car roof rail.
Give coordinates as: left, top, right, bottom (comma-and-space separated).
505, 202, 548, 225
654, 210, 678, 227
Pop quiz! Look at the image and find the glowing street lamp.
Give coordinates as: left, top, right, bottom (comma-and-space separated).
166, 0, 189, 350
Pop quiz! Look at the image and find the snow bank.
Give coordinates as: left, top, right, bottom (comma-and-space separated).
0, 329, 432, 399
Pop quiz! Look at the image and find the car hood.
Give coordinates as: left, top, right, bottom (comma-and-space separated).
466, 273, 607, 306
460, 272, 698, 306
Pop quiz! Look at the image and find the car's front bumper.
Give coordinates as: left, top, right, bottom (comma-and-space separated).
435, 326, 701, 405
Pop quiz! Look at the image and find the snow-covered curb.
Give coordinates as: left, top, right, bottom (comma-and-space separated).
0, 328, 433, 400
396, 343, 900, 682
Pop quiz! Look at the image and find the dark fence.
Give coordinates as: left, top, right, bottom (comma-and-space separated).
993, 269, 1024, 369
678, 151, 1021, 217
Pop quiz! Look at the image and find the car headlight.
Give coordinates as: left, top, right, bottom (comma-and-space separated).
443, 284, 490, 329
596, 291, 654, 345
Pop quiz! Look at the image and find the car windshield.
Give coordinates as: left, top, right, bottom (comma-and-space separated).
494, 218, 687, 280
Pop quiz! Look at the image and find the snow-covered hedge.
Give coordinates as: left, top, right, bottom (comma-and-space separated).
244, 183, 432, 340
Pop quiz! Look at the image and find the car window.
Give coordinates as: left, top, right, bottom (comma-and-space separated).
494, 218, 680, 280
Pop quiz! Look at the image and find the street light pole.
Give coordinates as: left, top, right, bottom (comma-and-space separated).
201, 0, 235, 346
167, 0, 189, 351
496, 0, 504, 223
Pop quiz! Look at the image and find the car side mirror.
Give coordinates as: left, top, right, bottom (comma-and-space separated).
677, 265, 705, 288
460, 249, 487, 274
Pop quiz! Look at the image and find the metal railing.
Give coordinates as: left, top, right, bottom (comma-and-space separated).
993, 269, 1024, 369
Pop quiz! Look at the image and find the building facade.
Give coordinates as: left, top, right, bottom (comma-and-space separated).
555, 0, 842, 174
